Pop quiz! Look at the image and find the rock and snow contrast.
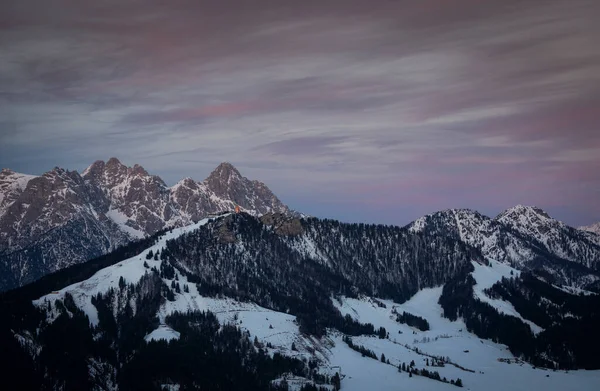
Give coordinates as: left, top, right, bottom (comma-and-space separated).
406, 206, 600, 290
0, 159, 294, 291
19, 214, 598, 390
1, 212, 594, 390
2, 159, 600, 390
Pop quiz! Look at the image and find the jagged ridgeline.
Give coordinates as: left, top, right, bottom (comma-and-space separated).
0, 160, 296, 292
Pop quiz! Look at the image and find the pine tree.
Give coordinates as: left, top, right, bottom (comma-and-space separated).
332, 372, 341, 391
381, 353, 386, 363
146, 250, 153, 260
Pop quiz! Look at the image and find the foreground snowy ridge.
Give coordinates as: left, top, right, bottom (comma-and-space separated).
31, 216, 600, 391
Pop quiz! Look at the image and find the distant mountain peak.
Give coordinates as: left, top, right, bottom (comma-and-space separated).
579, 222, 600, 235
495, 205, 554, 225
106, 157, 123, 166
206, 162, 243, 183
131, 163, 149, 177
0, 158, 296, 291
83, 158, 159, 186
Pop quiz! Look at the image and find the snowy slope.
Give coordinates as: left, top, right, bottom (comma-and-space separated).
471, 260, 543, 334
0, 168, 37, 215
332, 289, 599, 391
406, 207, 600, 290
579, 222, 600, 236
30, 214, 600, 391
34, 217, 220, 325
407, 208, 540, 267
496, 205, 600, 269
145, 325, 181, 342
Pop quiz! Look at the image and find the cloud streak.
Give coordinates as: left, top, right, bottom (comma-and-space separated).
0, 0, 598, 226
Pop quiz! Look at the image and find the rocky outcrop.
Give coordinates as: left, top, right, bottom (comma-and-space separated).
260, 213, 303, 236
0, 159, 296, 291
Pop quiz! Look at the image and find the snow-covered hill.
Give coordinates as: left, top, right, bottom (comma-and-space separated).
407, 207, 600, 290
0, 159, 294, 291
24, 214, 599, 390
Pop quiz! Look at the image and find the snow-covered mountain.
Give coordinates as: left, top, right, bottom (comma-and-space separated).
579, 222, 600, 236
496, 205, 600, 269
2, 212, 598, 390
407, 206, 600, 290
0, 159, 294, 291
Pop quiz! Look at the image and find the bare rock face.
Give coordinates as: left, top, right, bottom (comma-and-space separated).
216, 215, 237, 244
0, 159, 297, 291
82, 157, 173, 236
204, 163, 291, 216
260, 213, 304, 236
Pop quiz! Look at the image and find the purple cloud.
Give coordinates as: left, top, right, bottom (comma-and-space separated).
0, 0, 599, 226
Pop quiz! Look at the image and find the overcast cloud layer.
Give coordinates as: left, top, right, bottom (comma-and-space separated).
1, 0, 599, 226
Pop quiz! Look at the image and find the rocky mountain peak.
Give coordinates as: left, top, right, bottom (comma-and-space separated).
496, 205, 552, 222
82, 160, 105, 176
106, 157, 123, 167
131, 164, 149, 177
83, 158, 164, 188
0, 158, 297, 291
206, 162, 242, 184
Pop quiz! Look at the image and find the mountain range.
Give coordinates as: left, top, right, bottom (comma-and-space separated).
0, 159, 292, 291
1, 159, 600, 390
1, 158, 599, 297
1, 211, 599, 390
407, 206, 600, 291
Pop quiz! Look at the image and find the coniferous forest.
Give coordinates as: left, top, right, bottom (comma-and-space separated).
1, 212, 599, 390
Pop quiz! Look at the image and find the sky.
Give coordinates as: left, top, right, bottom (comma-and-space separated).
0, 0, 599, 227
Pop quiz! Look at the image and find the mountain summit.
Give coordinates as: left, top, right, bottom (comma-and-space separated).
0, 160, 294, 291
406, 206, 600, 289
580, 222, 600, 236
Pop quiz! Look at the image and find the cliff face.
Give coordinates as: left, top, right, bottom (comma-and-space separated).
0, 160, 295, 291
